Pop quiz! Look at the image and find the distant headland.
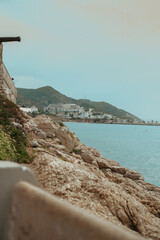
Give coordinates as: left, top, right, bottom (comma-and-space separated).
17, 86, 143, 123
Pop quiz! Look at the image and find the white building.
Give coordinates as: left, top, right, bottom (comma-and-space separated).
44, 103, 84, 115
20, 106, 38, 113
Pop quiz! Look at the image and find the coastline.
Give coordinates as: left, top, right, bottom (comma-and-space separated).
65, 120, 160, 187
63, 119, 160, 127
24, 114, 160, 240
46, 114, 160, 126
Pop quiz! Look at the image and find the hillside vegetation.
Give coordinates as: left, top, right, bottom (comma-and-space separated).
0, 94, 32, 163
17, 86, 140, 121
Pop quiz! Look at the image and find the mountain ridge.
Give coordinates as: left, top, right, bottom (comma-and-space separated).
17, 86, 141, 121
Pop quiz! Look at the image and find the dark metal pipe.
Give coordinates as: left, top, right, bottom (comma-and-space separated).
0, 37, 21, 43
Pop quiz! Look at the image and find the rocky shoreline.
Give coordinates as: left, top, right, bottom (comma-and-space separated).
47, 115, 160, 126
24, 114, 160, 240
64, 118, 160, 126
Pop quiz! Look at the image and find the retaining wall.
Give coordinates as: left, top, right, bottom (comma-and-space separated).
0, 44, 17, 103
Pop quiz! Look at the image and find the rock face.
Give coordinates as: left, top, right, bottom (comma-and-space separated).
24, 115, 160, 240
0, 44, 17, 103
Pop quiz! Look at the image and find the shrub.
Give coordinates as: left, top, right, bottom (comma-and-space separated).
60, 156, 68, 162
0, 94, 32, 163
58, 121, 65, 127
66, 130, 75, 140
0, 126, 17, 161
72, 148, 81, 154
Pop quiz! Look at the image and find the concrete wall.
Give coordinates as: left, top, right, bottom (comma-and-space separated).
0, 44, 17, 103
0, 162, 36, 240
0, 43, 3, 65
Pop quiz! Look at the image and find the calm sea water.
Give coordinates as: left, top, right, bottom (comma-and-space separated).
65, 122, 160, 187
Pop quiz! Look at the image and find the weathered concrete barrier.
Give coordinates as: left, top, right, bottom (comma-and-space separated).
0, 161, 36, 240
7, 181, 144, 240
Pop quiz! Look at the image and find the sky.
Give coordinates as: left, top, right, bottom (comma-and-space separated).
1, 0, 160, 121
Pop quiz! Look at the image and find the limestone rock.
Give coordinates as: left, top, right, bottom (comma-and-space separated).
36, 130, 47, 139
34, 115, 58, 135
80, 150, 95, 164
97, 158, 120, 170
33, 115, 77, 153
23, 115, 160, 240
24, 118, 37, 131
30, 141, 39, 148
55, 128, 76, 153
46, 132, 55, 138
124, 170, 144, 181
49, 145, 66, 152
38, 139, 53, 148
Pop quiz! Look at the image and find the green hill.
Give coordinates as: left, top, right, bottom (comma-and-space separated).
17, 86, 75, 109
17, 86, 141, 121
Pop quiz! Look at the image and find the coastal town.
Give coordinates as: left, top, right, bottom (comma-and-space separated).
44, 103, 119, 121
19, 103, 160, 125
19, 103, 135, 123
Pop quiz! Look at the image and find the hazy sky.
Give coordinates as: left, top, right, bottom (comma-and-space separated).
1, 0, 160, 121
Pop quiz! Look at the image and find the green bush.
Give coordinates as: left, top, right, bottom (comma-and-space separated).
0, 94, 32, 163
0, 126, 17, 161
72, 148, 81, 154
58, 121, 65, 127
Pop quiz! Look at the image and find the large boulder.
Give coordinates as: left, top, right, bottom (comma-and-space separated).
55, 128, 76, 153
34, 115, 77, 153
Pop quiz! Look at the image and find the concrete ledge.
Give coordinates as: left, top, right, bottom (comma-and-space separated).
0, 161, 36, 240
8, 181, 144, 240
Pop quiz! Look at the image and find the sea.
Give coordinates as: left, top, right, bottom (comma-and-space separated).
65, 122, 160, 187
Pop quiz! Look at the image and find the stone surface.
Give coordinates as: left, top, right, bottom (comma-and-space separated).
80, 150, 95, 164
46, 132, 55, 138
7, 181, 144, 240
30, 141, 39, 148
24, 115, 160, 240
34, 115, 77, 153
36, 130, 47, 139
0, 44, 17, 103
